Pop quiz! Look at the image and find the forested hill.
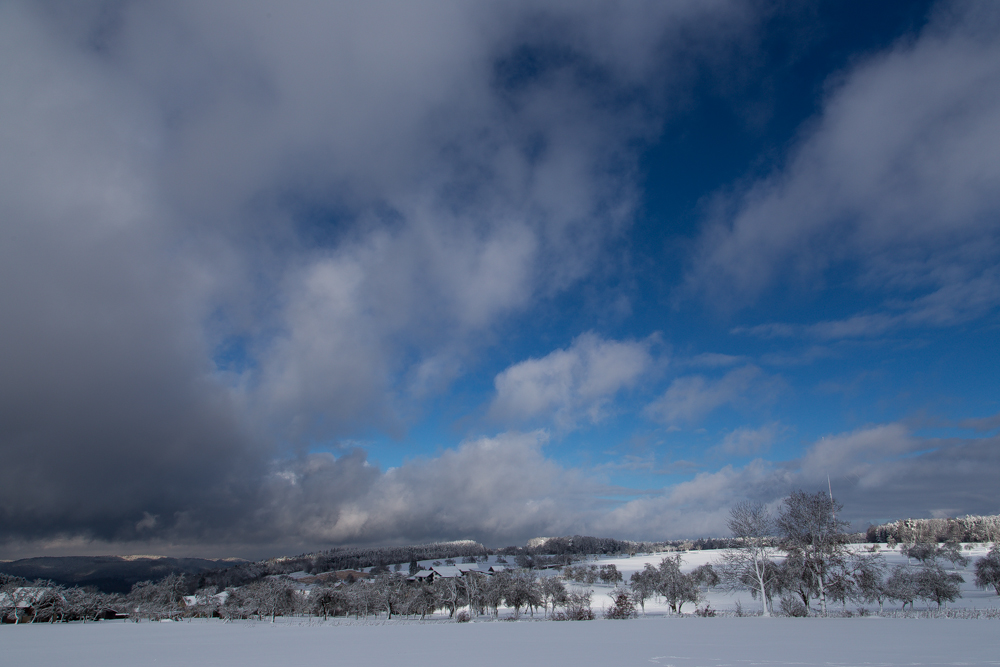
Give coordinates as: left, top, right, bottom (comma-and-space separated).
201, 541, 491, 590
0, 556, 244, 593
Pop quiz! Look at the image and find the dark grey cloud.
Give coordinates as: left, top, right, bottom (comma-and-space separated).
0, 0, 752, 555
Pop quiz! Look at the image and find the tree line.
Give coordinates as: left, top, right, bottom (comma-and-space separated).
866, 514, 1000, 545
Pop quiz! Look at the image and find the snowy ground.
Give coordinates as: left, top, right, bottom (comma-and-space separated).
5, 616, 999, 667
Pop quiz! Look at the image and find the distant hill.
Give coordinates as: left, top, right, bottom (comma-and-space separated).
0, 555, 246, 593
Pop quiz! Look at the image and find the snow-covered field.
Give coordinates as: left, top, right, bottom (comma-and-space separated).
5, 616, 999, 667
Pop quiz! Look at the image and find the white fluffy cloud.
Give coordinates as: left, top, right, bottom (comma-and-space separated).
490, 333, 657, 428
644, 365, 774, 426
686, 4, 1000, 323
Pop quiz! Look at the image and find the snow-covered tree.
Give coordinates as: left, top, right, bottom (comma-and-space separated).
540, 576, 568, 617
849, 551, 889, 612
916, 565, 964, 608
310, 585, 348, 619
776, 490, 851, 616
656, 555, 700, 614
884, 565, 918, 610
598, 564, 622, 585
721, 500, 778, 616
974, 545, 1000, 595
629, 564, 659, 615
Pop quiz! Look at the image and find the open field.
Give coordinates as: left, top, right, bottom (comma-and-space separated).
5, 616, 999, 667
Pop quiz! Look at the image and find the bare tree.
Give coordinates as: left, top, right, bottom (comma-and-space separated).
721, 500, 778, 617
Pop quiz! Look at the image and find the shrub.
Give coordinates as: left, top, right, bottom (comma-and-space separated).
455, 610, 471, 623
779, 595, 808, 617
554, 591, 594, 620
604, 591, 636, 619
694, 604, 716, 617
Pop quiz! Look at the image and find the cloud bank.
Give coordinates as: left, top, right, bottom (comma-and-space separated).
2, 1, 998, 557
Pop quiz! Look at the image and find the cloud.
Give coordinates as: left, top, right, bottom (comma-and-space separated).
714, 422, 785, 457
685, 3, 1000, 321
180, 431, 610, 550
958, 411, 1000, 433
595, 423, 1000, 539
489, 333, 657, 429
0, 0, 752, 551
644, 365, 773, 426
259, 424, 1000, 545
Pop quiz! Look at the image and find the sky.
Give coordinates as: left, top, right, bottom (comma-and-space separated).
1, 0, 999, 560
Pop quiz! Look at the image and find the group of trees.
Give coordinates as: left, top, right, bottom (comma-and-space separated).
867, 514, 1000, 545
721, 491, 997, 616
221, 569, 584, 622
0, 574, 124, 623
626, 556, 718, 615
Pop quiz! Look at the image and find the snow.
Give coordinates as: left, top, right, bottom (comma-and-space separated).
4, 616, 999, 666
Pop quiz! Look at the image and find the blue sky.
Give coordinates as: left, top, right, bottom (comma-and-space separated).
1, 0, 999, 559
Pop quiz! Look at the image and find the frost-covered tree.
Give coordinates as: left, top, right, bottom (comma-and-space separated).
904, 540, 969, 568
916, 565, 964, 608
539, 576, 567, 617
884, 565, 918, 610
598, 564, 623, 585
63, 586, 116, 622
657, 555, 700, 614
225, 577, 296, 621
481, 573, 505, 617
128, 573, 187, 620
408, 583, 438, 619
629, 564, 659, 615
721, 500, 778, 617
691, 563, 720, 589
776, 490, 850, 615
432, 576, 467, 618
974, 545, 1000, 595
497, 570, 539, 618
850, 551, 889, 612
558, 590, 594, 620
604, 588, 636, 619
310, 585, 348, 619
